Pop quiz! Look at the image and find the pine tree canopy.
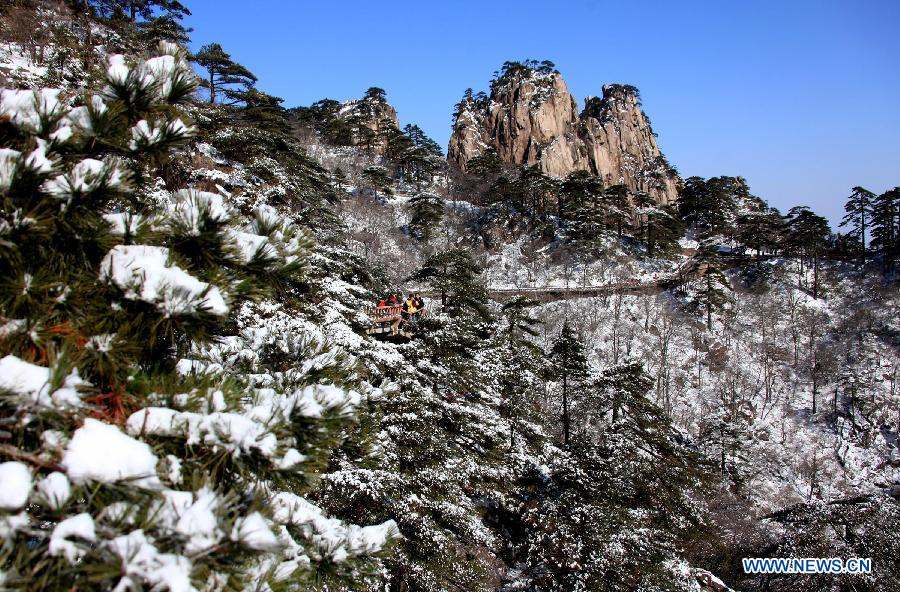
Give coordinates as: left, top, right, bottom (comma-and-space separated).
0, 42, 398, 591
192, 43, 257, 105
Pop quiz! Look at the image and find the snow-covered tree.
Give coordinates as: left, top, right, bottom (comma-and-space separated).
839, 186, 875, 264
546, 321, 589, 448
0, 43, 397, 591
406, 191, 444, 243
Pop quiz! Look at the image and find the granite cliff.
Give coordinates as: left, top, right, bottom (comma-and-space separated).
448, 62, 680, 203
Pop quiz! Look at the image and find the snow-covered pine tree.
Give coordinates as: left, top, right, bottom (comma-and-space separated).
406, 191, 444, 243
511, 362, 710, 592
839, 186, 875, 265
545, 321, 589, 448
869, 186, 899, 274
561, 170, 606, 252
0, 42, 397, 591
600, 183, 633, 238
496, 296, 543, 449
688, 241, 732, 330
762, 495, 900, 592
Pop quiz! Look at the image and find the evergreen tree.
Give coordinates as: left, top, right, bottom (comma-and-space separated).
409, 249, 491, 403
761, 496, 900, 592
678, 176, 742, 237
698, 402, 753, 488
89, 0, 192, 44
600, 183, 633, 238
500, 295, 541, 348
690, 242, 732, 329
546, 321, 589, 448
361, 165, 393, 197
643, 203, 683, 258
192, 42, 257, 105
561, 170, 605, 249
363, 86, 386, 102
466, 148, 503, 184
513, 362, 709, 592
735, 208, 784, 256
228, 87, 290, 133
839, 186, 875, 264
785, 206, 831, 298
870, 186, 899, 274
406, 191, 444, 242
496, 296, 542, 448
518, 164, 559, 219
408, 248, 488, 317
0, 42, 396, 590
402, 123, 442, 157
291, 98, 357, 145
384, 124, 442, 184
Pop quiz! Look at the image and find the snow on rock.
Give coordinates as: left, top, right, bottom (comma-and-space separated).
0, 42, 48, 83
99, 245, 229, 316
0, 462, 32, 511
35, 471, 71, 510
49, 513, 97, 564
270, 492, 399, 562
62, 418, 161, 489
0, 355, 85, 409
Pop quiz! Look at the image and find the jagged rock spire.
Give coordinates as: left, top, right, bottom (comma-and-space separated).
448, 65, 680, 204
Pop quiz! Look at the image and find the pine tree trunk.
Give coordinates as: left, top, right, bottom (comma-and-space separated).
720, 424, 726, 477
562, 372, 570, 448
813, 252, 819, 299
612, 389, 619, 424
861, 213, 866, 265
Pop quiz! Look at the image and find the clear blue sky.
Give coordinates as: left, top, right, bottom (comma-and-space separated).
185, 0, 900, 226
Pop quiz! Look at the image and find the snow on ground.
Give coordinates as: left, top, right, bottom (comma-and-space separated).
528, 260, 898, 509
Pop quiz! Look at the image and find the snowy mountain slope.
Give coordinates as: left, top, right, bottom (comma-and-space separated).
2, 4, 898, 591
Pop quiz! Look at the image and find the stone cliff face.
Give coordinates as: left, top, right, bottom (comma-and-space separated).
448, 69, 679, 204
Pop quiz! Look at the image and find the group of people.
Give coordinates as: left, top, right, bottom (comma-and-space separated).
377, 293, 425, 314
376, 292, 426, 331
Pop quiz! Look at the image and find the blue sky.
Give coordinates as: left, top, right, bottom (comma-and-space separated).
185, 0, 900, 226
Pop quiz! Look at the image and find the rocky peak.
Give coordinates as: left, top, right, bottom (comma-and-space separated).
338, 87, 400, 154
448, 65, 680, 204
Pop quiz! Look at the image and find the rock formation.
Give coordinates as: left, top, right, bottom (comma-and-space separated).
338, 88, 399, 155
448, 64, 680, 203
